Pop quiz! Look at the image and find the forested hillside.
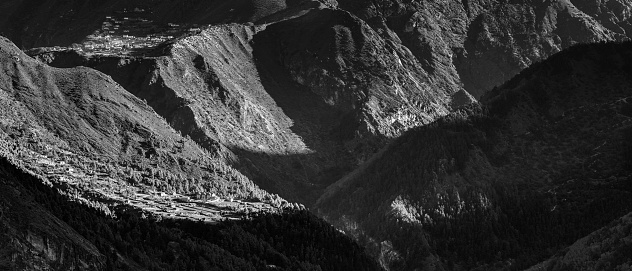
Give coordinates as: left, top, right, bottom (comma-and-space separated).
317, 41, 632, 270
527, 212, 632, 271
0, 157, 382, 270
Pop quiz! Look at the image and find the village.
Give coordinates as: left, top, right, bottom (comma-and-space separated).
46, 155, 277, 223
73, 8, 202, 56
0, 130, 279, 224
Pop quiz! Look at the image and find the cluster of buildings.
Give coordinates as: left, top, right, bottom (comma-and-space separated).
73, 12, 201, 56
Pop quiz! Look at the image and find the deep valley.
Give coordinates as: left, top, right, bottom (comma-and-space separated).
1, 0, 632, 270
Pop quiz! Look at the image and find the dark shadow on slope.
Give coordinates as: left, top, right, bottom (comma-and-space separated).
232, 149, 355, 205
316, 41, 632, 270
233, 29, 364, 205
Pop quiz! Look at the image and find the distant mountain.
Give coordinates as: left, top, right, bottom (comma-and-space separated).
5, 0, 630, 99
316, 41, 632, 270
336, 0, 632, 98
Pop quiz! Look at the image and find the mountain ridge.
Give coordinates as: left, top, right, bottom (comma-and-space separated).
316, 41, 632, 270
2, 1, 632, 270
30, 7, 464, 203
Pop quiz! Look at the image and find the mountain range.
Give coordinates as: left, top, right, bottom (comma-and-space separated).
1, 0, 632, 270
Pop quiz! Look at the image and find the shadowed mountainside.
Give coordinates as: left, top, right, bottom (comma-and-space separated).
0, 164, 105, 270
316, 41, 632, 270
527, 211, 632, 271
3, 0, 631, 98
13, 0, 632, 205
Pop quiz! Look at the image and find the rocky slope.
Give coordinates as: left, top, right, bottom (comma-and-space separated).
3, 1, 632, 269
336, 0, 632, 98
316, 41, 632, 270
8, 0, 631, 205
0, 34, 386, 270
0, 35, 287, 217
31, 5, 465, 203
7, 0, 631, 99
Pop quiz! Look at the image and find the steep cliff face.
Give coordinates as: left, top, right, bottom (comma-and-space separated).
316, 42, 632, 270
336, 0, 632, 98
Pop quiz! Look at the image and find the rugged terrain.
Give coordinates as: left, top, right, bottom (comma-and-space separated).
30, 4, 463, 203
336, 0, 632, 98
0, 32, 382, 271
2, 0, 632, 270
0, 35, 294, 222
316, 41, 632, 270
0, 166, 105, 270
9, 0, 632, 205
